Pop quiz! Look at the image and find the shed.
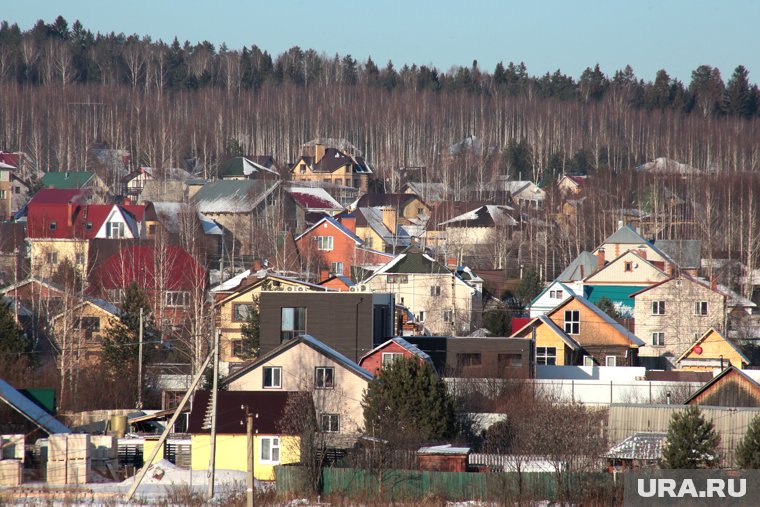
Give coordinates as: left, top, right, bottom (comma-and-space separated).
605, 432, 666, 471
417, 444, 471, 472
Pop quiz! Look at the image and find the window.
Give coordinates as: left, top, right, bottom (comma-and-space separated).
232, 340, 248, 357
536, 347, 557, 365
232, 303, 254, 322
556, 290, 563, 298
263, 367, 282, 388
583, 355, 594, 367
75, 253, 85, 265
605, 356, 617, 367
695, 301, 708, 316
299, 165, 306, 174
387, 274, 408, 284
260, 437, 280, 464
549, 290, 556, 298
75, 317, 101, 340
148, 224, 156, 235
382, 352, 404, 367
165, 291, 190, 307
49, 222, 57, 231
417, 207, 424, 215
330, 261, 344, 275
652, 301, 666, 315
315, 367, 334, 389
430, 285, 441, 296
652, 332, 665, 346
498, 353, 523, 369
320, 413, 340, 433
14, 186, 20, 194
107, 288, 125, 304
334, 179, 343, 186
353, 179, 360, 188
0, 190, 5, 199
457, 353, 482, 367
443, 309, 454, 322
315, 236, 333, 251
106, 222, 126, 238
46, 252, 58, 264
564, 310, 580, 335
85, 221, 93, 230
281, 307, 306, 341
624, 261, 633, 272
418, 310, 425, 321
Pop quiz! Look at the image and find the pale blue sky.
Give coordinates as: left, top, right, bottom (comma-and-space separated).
4, 1, 759, 84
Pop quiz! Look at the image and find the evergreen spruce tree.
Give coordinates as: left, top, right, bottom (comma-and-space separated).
736, 414, 760, 468
101, 282, 159, 373
238, 296, 261, 359
362, 356, 455, 443
661, 406, 720, 468
0, 299, 30, 357
596, 296, 619, 319
515, 267, 543, 309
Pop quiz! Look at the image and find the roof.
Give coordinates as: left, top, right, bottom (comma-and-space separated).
676, 328, 751, 365
684, 365, 760, 405
140, 180, 186, 202
603, 224, 650, 245
216, 273, 329, 306
402, 182, 447, 202
585, 250, 667, 283
92, 245, 205, 291
439, 205, 517, 228
356, 207, 412, 248
557, 251, 599, 282
354, 193, 427, 210
41, 171, 96, 189
187, 390, 295, 434
359, 337, 433, 364
628, 273, 720, 299
287, 187, 343, 210
635, 157, 701, 174
219, 156, 280, 178
191, 179, 280, 214
511, 315, 581, 351
222, 334, 373, 386
373, 249, 450, 275
294, 147, 372, 174
528, 280, 574, 308
418, 444, 471, 455
294, 215, 363, 245
605, 432, 666, 461
652, 240, 701, 270
0, 378, 71, 434
28, 188, 88, 205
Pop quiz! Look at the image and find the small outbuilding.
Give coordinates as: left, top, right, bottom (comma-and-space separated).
417, 444, 471, 472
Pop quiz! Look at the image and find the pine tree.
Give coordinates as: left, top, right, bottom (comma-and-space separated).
101, 282, 159, 373
661, 406, 720, 468
515, 267, 543, 309
0, 299, 29, 357
362, 356, 455, 443
736, 414, 760, 468
238, 295, 260, 359
596, 297, 619, 319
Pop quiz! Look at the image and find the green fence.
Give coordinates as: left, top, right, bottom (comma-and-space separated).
275, 465, 617, 502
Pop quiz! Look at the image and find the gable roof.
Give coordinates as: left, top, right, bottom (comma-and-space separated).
605, 432, 666, 461
216, 273, 329, 306
511, 314, 581, 351
355, 207, 412, 247
438, 205, 517, 228
187, 390, 295, 434
603, 224, 650, 245
51, 297, 121, 325
219, 156, 280, 178
628, 273, 721, 299
354, 193, 427, 210
676, 327, 751, 365
191, 179, 280, 213
684, 365, 760, 405
548, 295, 645, 347
294, 215, 363, 244
402, 182, 447, 202
557, 251, 599, 282
528, 280, 574, 308
287, 187, 343, 210
28, 188, 88, 205
222, 334, 373, 386
294, 147, 372, 175
652, 240, 701, 270
41, 171, 96, 190
372, 248, 450, 275
0, 378, 71, 434
584, 250, 667, 283
359, 337, 433, 365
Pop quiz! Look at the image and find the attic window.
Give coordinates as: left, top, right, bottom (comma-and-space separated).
624, 261, 633, 272
85, 222, 93, 230
50, 222, 57, 231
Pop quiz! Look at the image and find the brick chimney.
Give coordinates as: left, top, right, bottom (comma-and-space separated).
252, 259, 262, 272
447, 257, 457, 269
711, 276, 717, 291
380, 206, 397, 235
597, 248, 605, 269
313, 143, 326, 164
339, 214, 356, 234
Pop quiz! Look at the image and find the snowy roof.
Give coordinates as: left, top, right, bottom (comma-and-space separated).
295, 215, 363, 244
403, 182, 447, 202
87, 297, 121, 316
219, 156, 280, 178
636, 157, 702, 174
606, 432, 666, 460
358, 207, 412, 247
287, 187, 343, 210
192, 180, 280, 213
418, 444, 471, 455
439, 205, 517, 228
199, 212, 223, 235
211, 270, 252, 293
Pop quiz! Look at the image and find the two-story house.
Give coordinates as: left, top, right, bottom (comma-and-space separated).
591, 223, 677, 275
631, 274, 726, 366
50, 298, 121, 366
290, 143, 372, 192
362, 248, 483, 335
0, 161, 28, 222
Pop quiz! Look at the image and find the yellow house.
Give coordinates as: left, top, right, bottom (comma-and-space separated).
50, 298, 121, 365
290, 144, 372, 192
187, 390, 299, 481
677, 328, 750, 371
223, 334, 373, 445
512, 295, 644, 367
214, 273, 328, 366
29, 239, 89, 279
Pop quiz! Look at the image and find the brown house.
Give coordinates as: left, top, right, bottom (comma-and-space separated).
290, 143, 372, 192
685, 366, 760, 407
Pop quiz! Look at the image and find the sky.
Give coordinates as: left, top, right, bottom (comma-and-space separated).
4, 0, 760, 84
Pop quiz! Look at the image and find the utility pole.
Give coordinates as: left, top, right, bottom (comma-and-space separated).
137, 307, 144, 409
244, 407, 257, 507
207, 328, 220, 499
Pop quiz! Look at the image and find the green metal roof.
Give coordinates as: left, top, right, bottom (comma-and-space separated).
41, 171, 94, 189
583, 285, 646, 311
384, 251, 450, 274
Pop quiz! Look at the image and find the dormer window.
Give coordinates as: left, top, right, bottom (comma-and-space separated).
85, 222, 93, 230
50, 222, 57, 231
624, 261, 633, 272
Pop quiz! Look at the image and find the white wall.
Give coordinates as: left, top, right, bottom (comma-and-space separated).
536, 365, 646, 381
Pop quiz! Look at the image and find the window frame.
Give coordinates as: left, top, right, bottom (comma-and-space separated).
381, 352, 404, 367
605, 355, 617, 367
652, 332, 665, 346
232, 303, 254, 322
652, 301, 666, 316
315, 235, 334, 251
583, 355, 594, 367
430, 285, 441, 296
315, 366, 335, 389
536, 346, 557, 365
320, 413, 340, 433
263, 366, 282, 389
564, 310, 580, 335
457, 353, 482, 367
259, 436, 280, 464
280, 307, 306, 341
165, 291, 190, 308
694, 301, 708, 316
330, 261, 344, 275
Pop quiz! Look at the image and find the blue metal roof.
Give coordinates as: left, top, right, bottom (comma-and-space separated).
0, 379, 70, 434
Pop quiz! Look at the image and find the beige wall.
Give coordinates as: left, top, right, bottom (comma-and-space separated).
585, 251, 668, 285
635, 278, 725, 360
29, 239, 89, 279
292, 161, 368, 192
52, 302, 118, 365
227, 341, 369, 436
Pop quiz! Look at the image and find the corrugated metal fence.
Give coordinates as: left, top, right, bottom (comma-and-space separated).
608, 404, 760, 467
275, 466, 616, 502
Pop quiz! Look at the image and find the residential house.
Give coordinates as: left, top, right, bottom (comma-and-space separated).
0, 222, 24, 286
402, 181, 447, 204
358, 337, 434, 375
632, 274, 726, 364
218, 156, 280, 180
493, 178, 546, 208
1, 278, 66, 353
224, 334, 374, 447
404, 336, 533, 378
290, 143, 372, 192
214, 273, 329, 367
556, 251, 600, 283
294, 215, 393, 280
50, 298, 120, 365
605, 432, 666, 472
344, 207, 413, 253
258, 289, 395, 362
437, 204, 518, 269
283, 186, 344, 233
191, 179, 280, 257
511, 295, 644, 367
40, 171, 110, 200
423, 200, 497, 254
0, 162, 28, 221
528, 280, 579, 318
676, 328, 750, 371
557, 175, 590, 195
591, 223, 677, 275
362, 248, 483, 335
636, 157, 701, 175
685, 366, 760, 407
187, 390, 299, 480
319, 275, 355, 291
351, 193, 431, 225
583, 249, 669, 317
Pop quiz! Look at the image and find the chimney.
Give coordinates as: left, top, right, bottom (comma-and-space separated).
380, 206, 397, 235
597, 248, 605, 269
710, 276, 717, 291
617, 220, 624, 229
252, 259, 263, 272
67, 203, 74, 227
313, 143, 326, 164
447, 257, 457, 269
638, 249, 647, 259
339, 215, 356, 234
123, 197, 132, 206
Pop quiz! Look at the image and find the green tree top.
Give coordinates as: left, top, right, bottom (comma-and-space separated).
515, 267, 543, 308
0, 299, 30, 357
101, 282, 159, 372
362, 356, 455, 443
736, 414, 760, 468
661, 406, 720, 469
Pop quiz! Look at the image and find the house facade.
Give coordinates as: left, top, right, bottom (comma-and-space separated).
51, 299, 120, 365
290, 144, 371, 192
528, 281, 579, 318
632, 275, 726, 363
677, 328, 750, 371
358, 337, 433, 375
